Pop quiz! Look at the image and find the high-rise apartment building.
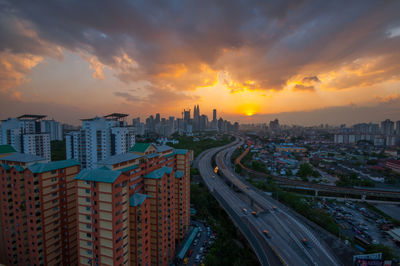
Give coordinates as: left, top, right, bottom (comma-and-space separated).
0, 115, 51, 161
75, 143, 190, 266
0, 154, 80, 265
396, 121, 400, 135
381, 119, 394, 135
41, 119, 63, 141
65, 114, 135, 169
212, 109, 217, 122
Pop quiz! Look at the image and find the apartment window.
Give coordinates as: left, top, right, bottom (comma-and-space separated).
51, 177, 57, 182
86, 197, 90, 203
85, 189, 90, 194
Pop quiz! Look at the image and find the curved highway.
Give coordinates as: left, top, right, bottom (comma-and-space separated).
197, 138, 280, 266
198, 136, 341, 266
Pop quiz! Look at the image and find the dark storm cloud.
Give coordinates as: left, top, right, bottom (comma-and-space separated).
302, 76, 320, 83
293, 84, 315, 92
1, 0, 400, 92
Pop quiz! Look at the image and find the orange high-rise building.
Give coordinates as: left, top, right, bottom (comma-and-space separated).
0, 153, 80, 265
75, 143, 191, 266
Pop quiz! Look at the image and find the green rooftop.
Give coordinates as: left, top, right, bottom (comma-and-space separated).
0, 164, 11, 170
145, 166, 173, 179
165, 152, 176, 158
130, 143, 152, 153
129, 193, 151, 207
75, 168, 121, 183
28, 159, 80, 174
0, 145, 16, 154
14, 165, 25, 172
175, 170, 184, 178
174, 149, 189, 155
146, 153, 159, 159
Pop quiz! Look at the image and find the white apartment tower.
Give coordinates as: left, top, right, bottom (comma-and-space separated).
41, 119, 63, 140
0, 115, 51, 161
65, 113, 135, 169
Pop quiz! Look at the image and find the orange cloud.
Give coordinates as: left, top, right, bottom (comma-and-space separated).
0, 50, 43, 92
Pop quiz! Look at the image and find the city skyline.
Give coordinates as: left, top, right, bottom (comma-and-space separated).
1, 1, 400, 125
2, 1, 400, 265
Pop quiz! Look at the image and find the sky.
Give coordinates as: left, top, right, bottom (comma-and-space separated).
1, 0, 400, 126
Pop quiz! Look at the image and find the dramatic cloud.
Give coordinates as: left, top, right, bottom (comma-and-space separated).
0, 50, 43, 91
0, 0, 400, 124
302, 76, 320, 83
293, 84, 315, 92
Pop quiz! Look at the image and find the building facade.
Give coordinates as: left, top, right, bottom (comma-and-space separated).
75, 143, 190, 266
41, 119, 63, 141
0, 115, 51, 161
65, 114, 136, 169
0, 154, 80, 265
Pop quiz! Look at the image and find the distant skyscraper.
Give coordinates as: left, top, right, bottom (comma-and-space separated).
199, 114, 208, 131
269, 118, 280, 130
396, 121, 400, 135
193, 105, 200, 131
132, 117, 140, 127
0, 115, 51, 161
65, 113, 135, 169
155, 113, 161, 124
213, 109, 217, 121
183, 109, 191, 123
381, 119, 394, 135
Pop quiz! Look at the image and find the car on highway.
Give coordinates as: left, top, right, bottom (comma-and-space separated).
263, 229, 272, 238
302, 238, 312, 248
272, 206, 278, 211
251, 211, 258, 217
242, 208, 247, 214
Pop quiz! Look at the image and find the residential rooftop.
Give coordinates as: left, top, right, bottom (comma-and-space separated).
0, 145, 16, 154
97, 153, 142, 166
130, 143, 153, 153
156, 144, 173, 153
175, 170, 184, 178
145, 166, 173, 179
75, 168, 121, 183
28, 159, 80, 174
129, 193, 151, 207
1, 152, 46, 163
174, 149, 189, 155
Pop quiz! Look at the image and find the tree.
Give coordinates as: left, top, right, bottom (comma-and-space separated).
235, 164, 242, 174
51, 140, 66, 161
297, 163, 314, 178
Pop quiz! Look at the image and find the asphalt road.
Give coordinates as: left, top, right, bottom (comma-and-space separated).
198, 136, 340, 266
198, 138, 279, 266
